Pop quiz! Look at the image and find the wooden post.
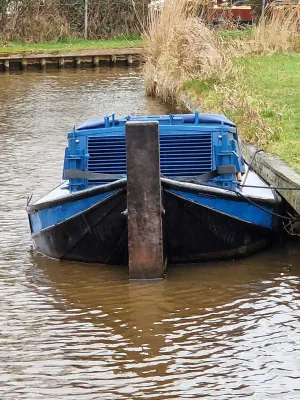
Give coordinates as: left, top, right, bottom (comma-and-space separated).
21, 59, 27, 70
126, 121, 165, 279
111, 55, 117, 65
58, 58, 65, 68
4, 60, 9, 71
84, 0, 88, 39
76, 58, 81, 68
93, 56, 99, 67
40, 58, 46, 70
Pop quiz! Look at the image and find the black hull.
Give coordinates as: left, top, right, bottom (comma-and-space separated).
32, 189, 129, 264
31, 189, 274, 265
163, 191, 272, 263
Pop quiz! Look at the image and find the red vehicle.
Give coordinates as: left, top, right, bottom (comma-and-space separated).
207, 0, 253, 24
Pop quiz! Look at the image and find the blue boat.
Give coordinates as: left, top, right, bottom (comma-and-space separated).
27, 111, 281, 264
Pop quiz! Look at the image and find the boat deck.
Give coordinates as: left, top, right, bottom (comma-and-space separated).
31, 166, 275, 208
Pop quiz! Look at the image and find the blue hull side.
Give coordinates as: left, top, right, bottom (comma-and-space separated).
30, 189, 128, 264
28, 187, 276, 264
29, 190, 118, 234
167, 189, 274, 229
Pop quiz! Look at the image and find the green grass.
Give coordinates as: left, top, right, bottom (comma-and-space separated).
235, 53, 300, 172
0, 36, 143, 55
182, 53, 300, 172
183, 79, 216, 93
0, 29, 251, 55
217, 28, 253, 41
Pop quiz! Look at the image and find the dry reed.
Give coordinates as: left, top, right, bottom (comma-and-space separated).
253, 4, 300, 53
227, 4, 300, 55
143, 0, 233, 102
215, 85, 279, 147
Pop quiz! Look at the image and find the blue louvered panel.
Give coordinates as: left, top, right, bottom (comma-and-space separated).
87, 133, 212, 182
160, 134, 212, 177
88, 137, 127, 174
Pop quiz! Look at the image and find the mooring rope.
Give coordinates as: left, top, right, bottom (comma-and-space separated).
238, 184, 300, 190
234, 190, 300, 222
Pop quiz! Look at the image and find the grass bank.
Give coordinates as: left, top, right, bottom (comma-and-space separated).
0, 37, 143, 56
143, 0, 300, 172
183, 53, 300, 172
235, 54, 300, 172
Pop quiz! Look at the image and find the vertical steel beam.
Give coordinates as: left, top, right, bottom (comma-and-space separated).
126, 121, 165, 279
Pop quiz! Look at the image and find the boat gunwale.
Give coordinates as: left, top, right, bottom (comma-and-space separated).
27, 176, 279, 214
27, 179, 127, 213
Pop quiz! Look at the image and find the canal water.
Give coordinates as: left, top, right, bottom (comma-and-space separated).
0, 68, 299, 399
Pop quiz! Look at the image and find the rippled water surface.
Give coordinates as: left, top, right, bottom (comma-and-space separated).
0, 68, 299, 400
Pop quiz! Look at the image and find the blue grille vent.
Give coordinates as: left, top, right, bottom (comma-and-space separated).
160, 133, 212, 177
87, 133, 212, 181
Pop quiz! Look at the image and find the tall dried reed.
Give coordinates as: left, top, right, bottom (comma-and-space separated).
253, 4, 300, 53
143, 0, 232, 102
227, 4, 300, 55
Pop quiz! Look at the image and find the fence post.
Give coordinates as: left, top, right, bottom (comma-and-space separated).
84, 0, 88, 39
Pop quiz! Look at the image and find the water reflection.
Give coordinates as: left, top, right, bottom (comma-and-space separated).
0, 68, 299, 399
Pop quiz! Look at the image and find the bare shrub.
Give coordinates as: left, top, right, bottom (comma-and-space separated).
64, 0, 149, 39
2, 0, 71, 42
0, 0, 150, 42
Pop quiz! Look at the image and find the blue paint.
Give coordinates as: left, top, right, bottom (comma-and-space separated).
168, 189, 273, 229
30, 190, 116, 233
77, 113, 236, 130
63, 110, 245, 192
